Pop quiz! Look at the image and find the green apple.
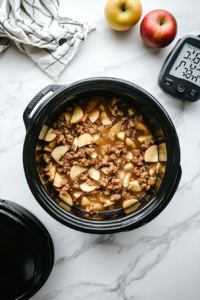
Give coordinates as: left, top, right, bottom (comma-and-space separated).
104, 0, 142, 31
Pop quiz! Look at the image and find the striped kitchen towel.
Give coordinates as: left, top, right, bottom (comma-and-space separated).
0, 0, 94, 80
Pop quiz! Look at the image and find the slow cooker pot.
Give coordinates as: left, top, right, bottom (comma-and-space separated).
23, 77, 181, 234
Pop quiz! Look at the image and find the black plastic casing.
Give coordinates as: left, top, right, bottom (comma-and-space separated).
0, 200, 54, 300
23, 78, 182, 234
158, 35, 200, 102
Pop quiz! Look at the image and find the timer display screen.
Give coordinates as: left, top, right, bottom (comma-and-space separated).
169, 43, 200, 86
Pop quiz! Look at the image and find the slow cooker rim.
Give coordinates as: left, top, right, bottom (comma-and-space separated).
23, 77, 181, 233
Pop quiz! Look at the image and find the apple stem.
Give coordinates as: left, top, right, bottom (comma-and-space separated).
121, 5, 125, 12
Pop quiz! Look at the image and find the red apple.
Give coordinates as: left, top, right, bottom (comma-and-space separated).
140, 9, 177, 48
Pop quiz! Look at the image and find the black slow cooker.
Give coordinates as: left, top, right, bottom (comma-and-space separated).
23, 77, 181, 234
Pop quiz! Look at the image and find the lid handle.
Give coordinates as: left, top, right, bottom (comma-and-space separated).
23, 85, 64, 129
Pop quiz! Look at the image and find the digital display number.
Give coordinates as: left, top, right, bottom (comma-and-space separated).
169, 43, 200, 87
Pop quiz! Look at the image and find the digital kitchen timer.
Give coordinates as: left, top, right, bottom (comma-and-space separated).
158, 35, 200, 102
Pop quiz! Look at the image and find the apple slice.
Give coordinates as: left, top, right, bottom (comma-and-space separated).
93, 203, 104, 211
73, 191, 82, 199
88, 167, 100, 181
135, 122, 148, 131
101, 199, 115, 207
110, 123, 121, 137
49, 162, 56, 180
89, 151, 98, 158
88, 109, 100, 123
159, 164, 166, 178
44, 128, 57, 142
128, 108, 136, 116
124, 201, 140, 214
138, 134, 153, 143
96, 137, 105, 146
59, 201, 71, 212
158, 143, 167, 162
39, 125, 49, 140
54, 197, 60, 204
116, 131, 125, 141
36, 143, 43, 151
93, 134, 100, 142
144, 145, 158, 162
125, 151, 133, 160
100, 112, 108, 120
71, 105, 84, 124
49, 140, 57, 149
70, 165, 87, 180
78, 133, 95, 148
156, 162, 161, 174
129, 180, 142, 192
72, 137, 78, 152
44, 145, 52, 152
101, 167, 109, 175
110, 97, 122, 107
100, 112, 112, 126
123, 172, 131, 188
116, 158, 122, 164
81, 196, 91, 206
85, 99, 98, 114
82, 113, 88, 122
102, 118, 112, 126
119, 171, 125, 181
124, 163, 134, 171
53, 172, 65, 187
98, 103, 106, 111
80, 182, 97, 192
148, 177, 156, 186
51, 145, 70, 162
59, 192, 73, 206
125, 138, 136, 149
65, 112, 72, 122
149, 165, 156, 177
122, 199, 138, 209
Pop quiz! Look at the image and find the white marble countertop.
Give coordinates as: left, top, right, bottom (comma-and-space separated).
1, 0, 200, 299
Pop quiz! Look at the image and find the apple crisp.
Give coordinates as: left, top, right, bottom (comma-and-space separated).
36, 96, 167, 214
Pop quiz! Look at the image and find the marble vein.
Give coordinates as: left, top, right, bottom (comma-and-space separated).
37, 208, 200, 300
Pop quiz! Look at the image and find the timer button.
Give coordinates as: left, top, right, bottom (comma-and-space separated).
190, 89, 197, 96
177, 84, 185, 93
165, 78, 173, 86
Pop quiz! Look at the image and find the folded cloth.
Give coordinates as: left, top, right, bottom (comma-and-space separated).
0, 0, 94, 80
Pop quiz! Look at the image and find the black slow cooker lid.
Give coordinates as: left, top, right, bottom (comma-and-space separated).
0, 199, 54, 300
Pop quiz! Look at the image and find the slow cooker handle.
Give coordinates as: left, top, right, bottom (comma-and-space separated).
23, 85, 64, 129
